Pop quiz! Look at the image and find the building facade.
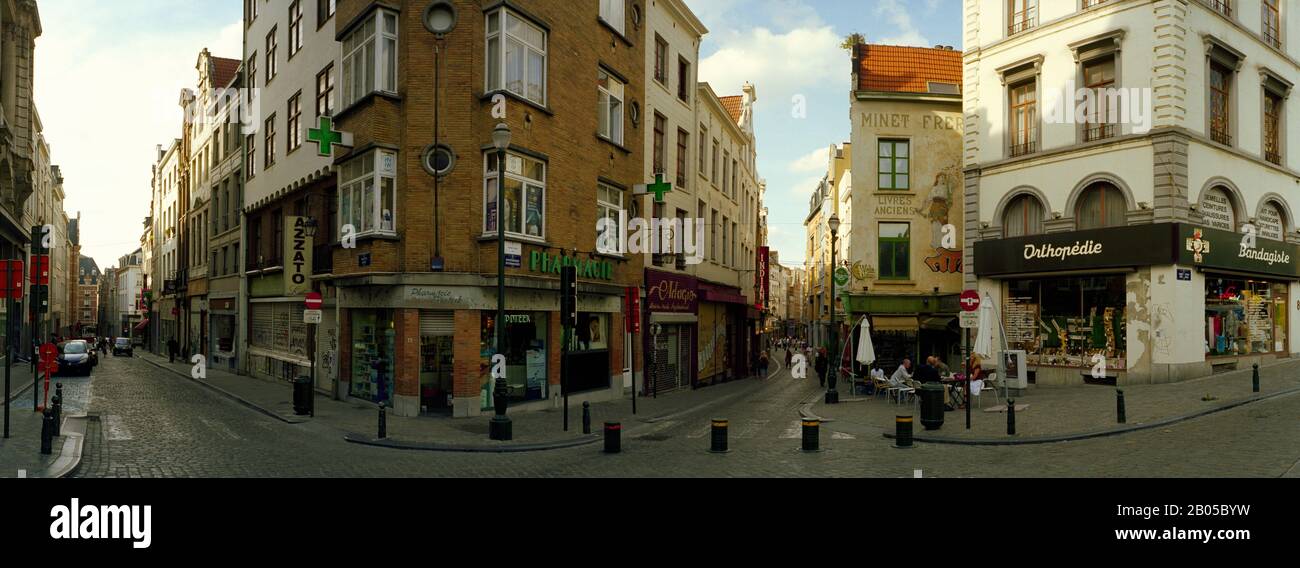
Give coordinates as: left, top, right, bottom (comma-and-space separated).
151, 141, 182, 353
0, 0, 42, 356
802, 143, 851, 350
76, 254, 99, 337
966, 0, 1300, 386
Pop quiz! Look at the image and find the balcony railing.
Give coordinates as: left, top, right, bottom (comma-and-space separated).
1210, 129, 1232, 146
1084, 124, 1116, 142
1266, 150, 1282, 165
1207, 0, 1231, 18
1008, 11, 1037, 36
1009, 141, 1039, 157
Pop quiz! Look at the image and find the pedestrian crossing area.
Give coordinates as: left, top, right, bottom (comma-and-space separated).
645, 419, 857, 443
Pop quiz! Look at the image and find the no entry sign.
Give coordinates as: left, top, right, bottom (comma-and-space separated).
960, 290, 981, 312
305, 292, 323, 310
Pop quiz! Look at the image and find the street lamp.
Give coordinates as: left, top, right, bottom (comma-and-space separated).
826, 213, 841, 405
490, 123, 513, 441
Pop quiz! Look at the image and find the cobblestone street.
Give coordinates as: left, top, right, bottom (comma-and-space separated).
59, 352, 1300, 478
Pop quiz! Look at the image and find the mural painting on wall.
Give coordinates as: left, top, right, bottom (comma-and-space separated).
920, 164, 963, 274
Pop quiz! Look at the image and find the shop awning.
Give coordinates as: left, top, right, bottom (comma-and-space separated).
920, 317, 956, 331
872, 316, 918, 332
133, 318, 150, 332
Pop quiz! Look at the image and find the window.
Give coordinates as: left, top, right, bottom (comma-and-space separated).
879, 223, 910, 280
677, 57, 691, 102
1082, 56, 1116, 141
1005, 276, 1127, 369
340, 150, 398, 237
712, 140, 720, 183
698, 126, 708, 177
287, 92, 302, 153
1082, 0, 1109, 8
597, 68, 625, 144
486, 9, 547, 106
247, 0, 259, 25
1209, 61, 1232, 145
877, 140, 910, 190
1008, 0, 1037, 35
599, 0, 624, 35
676, 129, 689, 189
731, 158, 738, 198
1003, 194, 1045, 237
288, 1, 303, 57
723, 151, 731, 194
1009, 80, 1038, 156
342, 10, 399, 109
318, 0, 336, 27
653, 113, 666, 174
654, 35, 668, 85
272, 209, 284, 264
247, 53, 257, 89
263, 114, 277, 168
266, 26, 278, 83
710, 209, 718, 260
721, 215, 729, 266
244, 135, 255, 179
316, 64, 335, 117
1265, 89, 1283, 164
483, 151, 545, 239
1076, 182, 1127, 229
1263, 0, 1280, 48
1207, 0, 1232, 18
597, 183, 624, 255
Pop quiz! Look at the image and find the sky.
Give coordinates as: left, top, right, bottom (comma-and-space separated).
33, 0, 961, 272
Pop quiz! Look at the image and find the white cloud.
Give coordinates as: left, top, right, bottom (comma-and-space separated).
875, 0, 932, 46
789, 146, 829, 173
34, 9, 241, 268
699, 25, 844, 101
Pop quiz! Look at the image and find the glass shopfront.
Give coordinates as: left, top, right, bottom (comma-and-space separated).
350, 310, 396, 403
1004, 275, 1127, 369
480, 311, 549, 408
1204, 278, 1288, 357
567, 313, 612, 394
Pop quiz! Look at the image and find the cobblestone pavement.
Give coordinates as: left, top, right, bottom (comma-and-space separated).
71, 353, 1300, 478
0, 364, 94, 477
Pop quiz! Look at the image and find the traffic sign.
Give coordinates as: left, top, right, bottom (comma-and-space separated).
304, 310, 323, 324
959, 290, 981, 312
305, 292, 323, 310
960, 312, 980, 329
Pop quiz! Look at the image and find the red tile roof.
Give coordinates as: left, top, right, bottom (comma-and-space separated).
719, 95, 743, 123
212, 57, 242, 88
857, 44, 962, 95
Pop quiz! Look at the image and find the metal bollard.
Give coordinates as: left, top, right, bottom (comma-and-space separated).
604, 422, 622, 453
710, 419, 729, 453
1006, 399, 1016, 436
801, 419, 820, 452
895, 415, 914, 449
1252, 364, 1260, 393
582, 402, 592, 435
378, 401, 387, 440
1116, 389, 1126, 424
40, 409, 54, 455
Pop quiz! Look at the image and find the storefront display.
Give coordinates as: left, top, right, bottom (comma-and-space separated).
350, 310, 395, 403
1004, 275, 1127, 370
480, 311, 549, 407
1204, 278, 1287, 357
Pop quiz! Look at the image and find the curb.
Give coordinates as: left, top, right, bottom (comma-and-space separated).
45, 414, 87, 478
139, 356, 309, 424
343, 431, 601, 453
881, 386, 1300, 446
4, 377, 35, 405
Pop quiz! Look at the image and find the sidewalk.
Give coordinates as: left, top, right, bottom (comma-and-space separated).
807, 358, 1300, 444
138, 350, 773, 451
0, 398, 87, 479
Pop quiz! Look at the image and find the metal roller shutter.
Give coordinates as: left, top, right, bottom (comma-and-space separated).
420, 310, 454, 336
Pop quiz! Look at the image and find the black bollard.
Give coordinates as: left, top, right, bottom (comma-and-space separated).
378, 401, 387, 440
1116, 389, 1126, 424
604, 422, 622, 453
710, 419, 729, 453
801, 419, 820, 452
582, 402, 592, 435
40, 408, 54, 455
1252, 364, 1260, 393
51, 391, 61, 438
895, 415, 914, 449
1006, 399, 1016, 436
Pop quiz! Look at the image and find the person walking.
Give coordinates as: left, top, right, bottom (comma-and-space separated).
167, 337, 179, 363
814, 347, 828, 387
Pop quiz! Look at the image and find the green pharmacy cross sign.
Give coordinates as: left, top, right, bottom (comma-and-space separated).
635, 173, 673, 203
307, 116, 353, 157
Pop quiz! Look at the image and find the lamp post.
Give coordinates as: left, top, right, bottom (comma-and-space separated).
490, 123, 513, 440
826, 213, 840, 404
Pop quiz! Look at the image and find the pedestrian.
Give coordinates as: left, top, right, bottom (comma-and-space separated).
167, 337, 179, 363
784, 347, 793, 369
814, 347, 828, 387
758, 351, 770, 378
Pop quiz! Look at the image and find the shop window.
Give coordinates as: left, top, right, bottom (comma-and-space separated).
480, 312, 549, 406
878, 222, 910, 280
483, 151, 545, 239
1004, 276, 1127, 369
350, 310, 395, 403
1003, 194, 1045, 237
1075, 182, 1126, 230
1206, 278, 1288, 356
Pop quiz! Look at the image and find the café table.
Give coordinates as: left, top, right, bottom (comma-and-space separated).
940, 375, 967, 409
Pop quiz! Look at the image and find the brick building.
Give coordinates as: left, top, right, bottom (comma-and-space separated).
329, 0, 646, 418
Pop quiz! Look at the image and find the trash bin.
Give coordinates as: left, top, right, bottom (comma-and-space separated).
919, 382, 945, 431
293, 375, 313, 416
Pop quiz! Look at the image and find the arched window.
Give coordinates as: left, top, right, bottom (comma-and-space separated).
1003, 194, 1045, 237
1198, 186, 1236, 231
1257, 200, 1287, 241
1075, 182, 1126, 230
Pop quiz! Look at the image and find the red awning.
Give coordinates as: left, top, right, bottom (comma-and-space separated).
133, 318, 150, 332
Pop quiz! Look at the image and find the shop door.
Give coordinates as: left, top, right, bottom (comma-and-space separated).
419, 311, 454, 414
652, 325, 688, 395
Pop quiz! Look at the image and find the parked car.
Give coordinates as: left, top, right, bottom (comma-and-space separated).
113, 337, 134, 357
56, 341, 94, 376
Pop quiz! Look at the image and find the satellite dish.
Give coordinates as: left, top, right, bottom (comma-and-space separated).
423, 1, 458, 37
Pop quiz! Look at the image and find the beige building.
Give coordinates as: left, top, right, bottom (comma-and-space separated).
845, 43, 964, 371
802, 143, 851, 350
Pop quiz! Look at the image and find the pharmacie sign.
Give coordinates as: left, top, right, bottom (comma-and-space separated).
1178, 225, 1300, 278
975, 224, 1176, 276
528, 251, 614, 281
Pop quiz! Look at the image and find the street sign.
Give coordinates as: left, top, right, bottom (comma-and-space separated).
28, 255, 49, 285
0, 260, 23, 299
959, 290, 981, 312
833, 267, 850, 287
305, 292, 323, 310
505, 241, 522, 268
960, 312, 980, 329
303, 310, 323, 324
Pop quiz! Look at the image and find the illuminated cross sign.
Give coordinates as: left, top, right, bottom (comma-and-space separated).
635, 174, 673, 203
307, 116, 353, 157
1186, 228, 1210, 263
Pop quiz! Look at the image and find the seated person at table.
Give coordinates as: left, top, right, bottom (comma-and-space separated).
914, 356, 941, 383
932, 354, 951, 376
968, 355, 986, 382
889, 359, 913, 387
871, 365, 886, 382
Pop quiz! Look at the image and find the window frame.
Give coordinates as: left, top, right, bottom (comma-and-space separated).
341, 9, 400, 110
596, 182, 625, 256
316, 63, 335, 117
287, 91, 303, 154
877, 139, 911, 191
1008, 0, 1038, 36
676, 128, 689, 190
1003, 194, 1045, 238
1075, 183, 1127, 230
878, 222, 911, 280
263, 113, 277, 170
318, 0, 336, 29
288, 0, 303, 59
485, 8, 548, 107
339, 149, 399, 238
483, 150, 547, 240
597, 67, 625, 145
266, 26, 278, 84
599, 0, 625, 36
654, 35, 668, 85
1262, 0, 1281, 48
652, 112, 666, 175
